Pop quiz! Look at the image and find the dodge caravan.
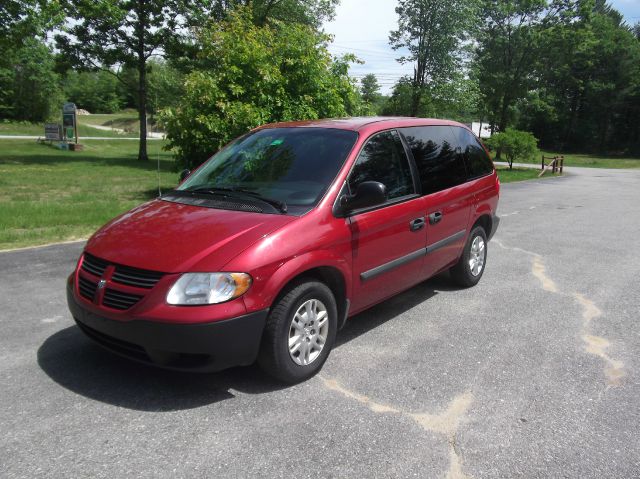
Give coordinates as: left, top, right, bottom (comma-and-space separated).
66, 117, 500, 383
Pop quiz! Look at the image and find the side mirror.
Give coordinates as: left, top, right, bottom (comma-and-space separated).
179, 169, 191, 182
339, 181, 387, 214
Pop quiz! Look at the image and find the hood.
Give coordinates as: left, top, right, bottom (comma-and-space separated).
85, 199, 296, 272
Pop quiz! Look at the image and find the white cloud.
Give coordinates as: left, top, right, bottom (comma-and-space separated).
323, 0, 412, 95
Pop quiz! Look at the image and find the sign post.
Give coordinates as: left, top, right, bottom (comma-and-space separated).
44, 123, 62, 141
62, 102, 83, 150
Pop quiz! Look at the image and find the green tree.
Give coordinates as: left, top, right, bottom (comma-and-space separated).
62, 70, 125, 113
147, 60, 185, 114
0, 39, 63, 121
1, 1, 62, 50
485, 128, 538, 169
55, 0, 214, 161
517, 1, 640, 153
382, 77, 415, 116
473, 0, 577, 133
360, 74, 380, 105
162, 8, 359, 169
389, 0, 477, 116
250, 0, 337, 26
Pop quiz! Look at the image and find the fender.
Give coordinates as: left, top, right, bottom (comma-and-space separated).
241, 249, 352, 313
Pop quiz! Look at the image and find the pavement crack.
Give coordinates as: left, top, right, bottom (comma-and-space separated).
573, 293, 625, 387
320, 375, 473, 478
531, 256, 558, 293
493, 239, 625, 387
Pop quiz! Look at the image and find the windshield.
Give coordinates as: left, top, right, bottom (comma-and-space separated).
177, 127, 358, 214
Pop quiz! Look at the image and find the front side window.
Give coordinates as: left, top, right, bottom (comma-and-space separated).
348, 130, 414, 200
176, 128, 358, 214
400, 126, 467, 195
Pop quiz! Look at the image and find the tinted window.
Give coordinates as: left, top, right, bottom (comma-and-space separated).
178, 128, 358, 208
400, 126, 467, 195
348, 130, 414, 200
451, 127, 494, 179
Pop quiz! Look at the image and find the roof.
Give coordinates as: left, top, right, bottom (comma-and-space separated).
256, 116, 468, 132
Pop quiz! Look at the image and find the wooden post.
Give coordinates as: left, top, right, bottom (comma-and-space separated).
541, 155, 545, 170
559, 156, 564, 173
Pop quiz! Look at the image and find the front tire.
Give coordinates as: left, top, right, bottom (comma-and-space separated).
450, 226, 488, 287
258, 280, 337, 383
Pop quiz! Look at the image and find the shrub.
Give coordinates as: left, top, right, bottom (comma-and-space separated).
161, 7, 359, 169
485, 128, 539, 169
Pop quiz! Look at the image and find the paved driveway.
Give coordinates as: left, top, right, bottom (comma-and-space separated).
2, 167, 639, 478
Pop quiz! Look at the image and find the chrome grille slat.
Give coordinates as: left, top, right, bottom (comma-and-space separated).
111, 265, 164, 289
81, 253, 109, 277
103, 289, 143, 310
78, 276, 97, 301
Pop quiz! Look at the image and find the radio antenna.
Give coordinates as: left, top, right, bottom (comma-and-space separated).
157, 145, 161, 198
153, 90, 162, 198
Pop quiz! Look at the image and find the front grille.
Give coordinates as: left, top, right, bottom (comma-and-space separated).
77, 253, 165, 311
81, 253, 108, 277
112, 264, 164, 289
78, 276, 98, 301
103, 289, 143, 310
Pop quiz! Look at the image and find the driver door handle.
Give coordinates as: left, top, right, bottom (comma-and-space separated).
409, 217, 425, 231
428, 211, 443, 225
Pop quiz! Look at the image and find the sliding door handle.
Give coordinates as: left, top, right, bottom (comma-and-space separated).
428, 211, 443, 225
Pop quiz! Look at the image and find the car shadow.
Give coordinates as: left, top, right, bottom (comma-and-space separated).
37, 272, 457, 411
336, 273, 451, 347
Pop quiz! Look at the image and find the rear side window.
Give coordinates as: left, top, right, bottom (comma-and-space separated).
400, 126, 467, 195
348, 130, 415, 200
451, 127, 494, 179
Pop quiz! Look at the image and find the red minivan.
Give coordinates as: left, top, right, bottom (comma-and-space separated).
67, 117, 499, 383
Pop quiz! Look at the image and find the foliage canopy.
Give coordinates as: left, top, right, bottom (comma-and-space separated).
162, 8, 359, 169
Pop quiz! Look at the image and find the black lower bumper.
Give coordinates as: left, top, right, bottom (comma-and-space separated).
489, 214, 500, 240
67, 284, 268, 372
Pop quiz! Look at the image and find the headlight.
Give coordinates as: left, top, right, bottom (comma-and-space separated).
166, 273, 252, 305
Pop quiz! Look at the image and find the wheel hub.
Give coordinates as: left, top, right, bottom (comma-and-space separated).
288, 299, 329, 366
469, 235, 486, 277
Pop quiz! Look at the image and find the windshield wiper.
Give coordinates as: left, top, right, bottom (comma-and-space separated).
183, 186, 287, 213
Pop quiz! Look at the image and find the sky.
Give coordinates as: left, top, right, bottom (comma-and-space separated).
323, 0, 640, 95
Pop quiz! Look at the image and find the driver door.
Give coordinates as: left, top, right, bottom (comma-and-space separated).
347, 130, 428, 314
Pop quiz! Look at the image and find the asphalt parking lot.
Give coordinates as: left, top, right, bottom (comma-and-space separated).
1, 166, 639, 478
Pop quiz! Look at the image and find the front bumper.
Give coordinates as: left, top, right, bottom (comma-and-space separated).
67, 284, 268, 372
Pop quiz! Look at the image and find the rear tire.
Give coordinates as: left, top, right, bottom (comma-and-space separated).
258, 280, 337, 383
450, 226, 488, 288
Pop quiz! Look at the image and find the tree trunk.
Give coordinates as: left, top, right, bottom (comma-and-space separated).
138, 59, 148, 162
498, 93, 510, 133
495, 93, 511, 161
410, 86, 422, 117
136, 0, 148, 162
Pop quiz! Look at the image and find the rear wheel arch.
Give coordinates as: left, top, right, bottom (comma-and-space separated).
472, 214, 492, 237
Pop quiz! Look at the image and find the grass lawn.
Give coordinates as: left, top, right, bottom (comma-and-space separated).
0, 111, 162, 139
496, 165, 559, 183
503, 151, 640, 169
0, 139, 178, 250
540, 151, 640, 169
